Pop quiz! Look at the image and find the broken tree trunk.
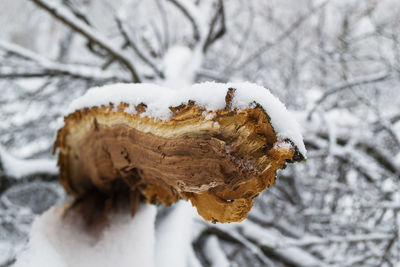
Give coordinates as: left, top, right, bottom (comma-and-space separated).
54, 83, 305, 223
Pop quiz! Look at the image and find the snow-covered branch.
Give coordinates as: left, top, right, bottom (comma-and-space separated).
283, 233, 394, 247
0, 39, 52, 66
0, 40, 129, 82
203, 236, 229, 267
207, 223, 324, 267
351, 202, 400, 210
308, 132, 400, 177
202, 0, 226, 52
0, 146, 57, 179
201, 224, 275, 267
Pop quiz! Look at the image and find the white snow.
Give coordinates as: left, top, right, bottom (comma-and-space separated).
155, 202, 197, 267
0, 146, 58, 179
66, 82, 306, 157
203, 236, 230, 267
14, 204, 157, 267
0, 241, 13, 266
162, 46, 202, 87
273, 139, 293, 151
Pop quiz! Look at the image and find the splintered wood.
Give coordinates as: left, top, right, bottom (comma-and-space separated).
54, 88, 303, 223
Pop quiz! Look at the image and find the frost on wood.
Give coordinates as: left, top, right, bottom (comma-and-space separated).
54, 82, 305, 223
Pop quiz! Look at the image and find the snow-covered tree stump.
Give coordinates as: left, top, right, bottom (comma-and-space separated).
54, 82, 306, 223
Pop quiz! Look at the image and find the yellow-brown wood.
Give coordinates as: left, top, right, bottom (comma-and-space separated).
54, 91, 302, 223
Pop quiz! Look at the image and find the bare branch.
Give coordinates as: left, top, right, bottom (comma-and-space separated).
115, 16, 165, 79
203, 0, 226, 52
309, 132, 400, 176
307, 71, 391, 119
196, 68, 228, 82
234, 0, 329, 71
391, 115, 400, 124
150, 20, 164, 56
283, 232, 394, 247
354, 202, 400, 210
30, 0, 141, 82
62, 0, 92, 26
208, 223, 324, 267
371, 109, 400, 149
240, 221, 393, 266
166, 0, 200, 42
155, 0, 170, 51
0, 69, 127, 82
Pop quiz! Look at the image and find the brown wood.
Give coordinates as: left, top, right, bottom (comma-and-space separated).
54, 90, 303, 223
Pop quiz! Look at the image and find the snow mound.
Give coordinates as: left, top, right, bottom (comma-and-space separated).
155, 202, 196, 267
66, 82, 306, 157
14, 204, 157, 267
203, 235, 230, 267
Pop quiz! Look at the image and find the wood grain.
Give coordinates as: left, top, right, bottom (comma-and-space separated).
54, 90, 302, 223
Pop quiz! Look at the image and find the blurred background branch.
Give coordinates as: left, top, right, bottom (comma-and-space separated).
1, 0, 400, 266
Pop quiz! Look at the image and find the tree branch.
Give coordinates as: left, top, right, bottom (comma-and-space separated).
0, 40, 129, 82
199, 225, 275, 266
203, 0, 226, 52
155, 0, 170, 51
62, 0, 92, 26
234, 0, 329, 71
307, 71, 391, 119
0, 146, 58, 198
115, 16, 165, 79
166, 0, 200, 42
307, 132, 400, 178
196, 68, 228, 82
0, 70, 127, 82
30, 0, 141, 82
284, 232, 394, 247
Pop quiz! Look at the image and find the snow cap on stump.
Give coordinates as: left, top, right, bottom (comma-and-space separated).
54, 82, 306, 223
